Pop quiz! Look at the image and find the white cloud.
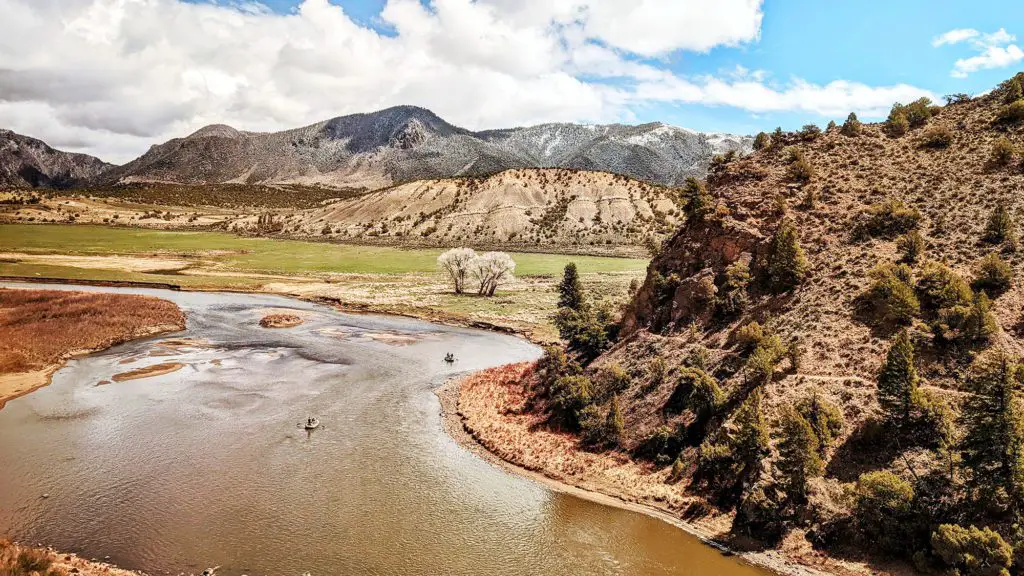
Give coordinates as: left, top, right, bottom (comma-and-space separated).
952, 44, 1024, 78
935, 26, 1023, 78
933, 28, 980, 47
0, 0, 930, 163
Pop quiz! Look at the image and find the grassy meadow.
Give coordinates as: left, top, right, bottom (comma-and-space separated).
0, 224, 649, 338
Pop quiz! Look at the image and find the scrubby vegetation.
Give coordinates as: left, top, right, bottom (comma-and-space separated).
464, 73, 1024, 576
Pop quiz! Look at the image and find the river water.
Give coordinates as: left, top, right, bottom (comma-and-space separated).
0, 284, 765, 576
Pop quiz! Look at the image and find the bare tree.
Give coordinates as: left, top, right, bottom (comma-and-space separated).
438, 247, 477, 294
471, 252, 516, 296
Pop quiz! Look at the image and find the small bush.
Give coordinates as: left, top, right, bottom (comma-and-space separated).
854, 471, 915, 554
984, 203, 1017, 245
973, 253, 1014, 295
716, 259, 752, 318
550, 375, 593, 428
996, 100, 1024, 124
863, 199, 922, 237
990, 137, 1017, 168
886, 105, 910, 136
917, 261, 973, 311
787, 149, 815, 182
746, 334, 786, 384
753, 131, 770, 150
638, 424, 681, 465
861, 263, 920, 325
736, 321, 765, 351
800, 124, 822, 140
841, 112, 862, 136
904, 98, 934, 127
680, 177, 713, 220
920, 125, 953, 148
898, 230, 926, 263
931, 524, 1013, 576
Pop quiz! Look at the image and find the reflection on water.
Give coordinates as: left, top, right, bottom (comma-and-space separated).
0, 284, 766, 576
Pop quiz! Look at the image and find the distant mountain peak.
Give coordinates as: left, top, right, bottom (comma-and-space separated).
0, 129, 111, 189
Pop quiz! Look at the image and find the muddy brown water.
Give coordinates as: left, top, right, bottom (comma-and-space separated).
0, 284, 766, 576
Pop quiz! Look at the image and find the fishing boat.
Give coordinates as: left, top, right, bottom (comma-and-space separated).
444, 353, 455, 363
304, 417, 320, 430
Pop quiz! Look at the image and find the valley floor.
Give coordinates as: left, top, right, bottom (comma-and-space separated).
0, 224, 646, 342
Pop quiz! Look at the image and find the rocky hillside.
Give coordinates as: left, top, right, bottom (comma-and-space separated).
226, 168, 681, 255
0, 130, 111, 189
531, 74, 1024, 574
94, 106, 750, 190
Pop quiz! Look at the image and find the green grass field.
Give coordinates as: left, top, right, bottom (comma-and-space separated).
0, 224, 648, 277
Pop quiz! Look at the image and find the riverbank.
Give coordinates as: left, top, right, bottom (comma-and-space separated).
439, 364, 878, 576
1, 540, 145, 575
0, 288, 185, 409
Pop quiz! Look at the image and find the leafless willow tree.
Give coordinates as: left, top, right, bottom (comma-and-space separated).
471, 251, 516, 296
437, 247, 477, 294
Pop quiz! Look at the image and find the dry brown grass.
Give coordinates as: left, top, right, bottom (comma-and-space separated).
0, 288, 185, 374
259, 313, 303, 328
0, 540, 141, 576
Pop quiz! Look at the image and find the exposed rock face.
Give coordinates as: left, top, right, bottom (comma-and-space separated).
0, 129, 111, 189
95, 106, 751, 189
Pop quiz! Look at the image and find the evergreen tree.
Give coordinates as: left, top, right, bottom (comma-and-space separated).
877, 329, 919, 426
963, 291, 998, 342
985, 203, 1016, 245
960, 350, 1024, 505
606, 395, 625, 447
557, 263, 584, 311
797, 391, 844, 456
776, 406, 824, 504
753, 131, 770, 150
732, 389, 770, 475
681, 177, 713, 220
841, 112, 862, 136
766, 218, 809, 292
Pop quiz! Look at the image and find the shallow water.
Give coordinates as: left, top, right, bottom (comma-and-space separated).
0, 284, 765, 576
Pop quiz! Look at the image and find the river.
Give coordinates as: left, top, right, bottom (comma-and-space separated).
0, 284, 766, 576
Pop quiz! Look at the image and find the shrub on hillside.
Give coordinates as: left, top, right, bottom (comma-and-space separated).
904, 98, 935, 127
931, 524, 1013, 576
746, 334, 786, 384
898, 230, 926, 263
886, 104, 910, 137
554, 301, 619, 360
990, 137, 1018, 168
787, 149, 815, 182
841, 112, 862, 136
920, 125, 953, 148
917, 261, 974, 311
1003, 75, 1024, 104
666, 367, 723, 417
753, 131, 770, 150
860, 263, 920, 325
775, 406, 825, 504
863, 199, 922, 237
800, 124, 822, 140
984, 203, 1017, 246
973, 253, 1014, 295
550, 375, 593, 429
736, 321, 766, 351
637, 424, 681, 465
716, 259, 752, 318
996, 100, 1024, 124
854, 471, 915, 554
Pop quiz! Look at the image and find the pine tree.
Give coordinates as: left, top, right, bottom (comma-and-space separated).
606, 395, 625, 447
776, 407, 824, 504
841, 112, 862, 136
877, 329, 919, 426
731, 389, 770, 475
681, 177, 713, 220
984, 203, 1016, 245
766, 218, 809, 292
963, 291, 998, 342
960, 350, 1024, 505
557, 263, 584, 311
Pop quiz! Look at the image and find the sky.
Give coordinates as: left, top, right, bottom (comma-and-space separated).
1, 0, 1023, 163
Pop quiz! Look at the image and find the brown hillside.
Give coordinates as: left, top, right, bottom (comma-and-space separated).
226, 168, 681, 255
487, 75, 1024, 575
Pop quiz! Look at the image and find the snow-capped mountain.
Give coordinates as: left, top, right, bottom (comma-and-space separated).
91, 106, 752, 190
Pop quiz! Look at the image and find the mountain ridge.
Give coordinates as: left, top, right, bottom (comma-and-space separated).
0, 129, 112, 189
82, 106, 751, 190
